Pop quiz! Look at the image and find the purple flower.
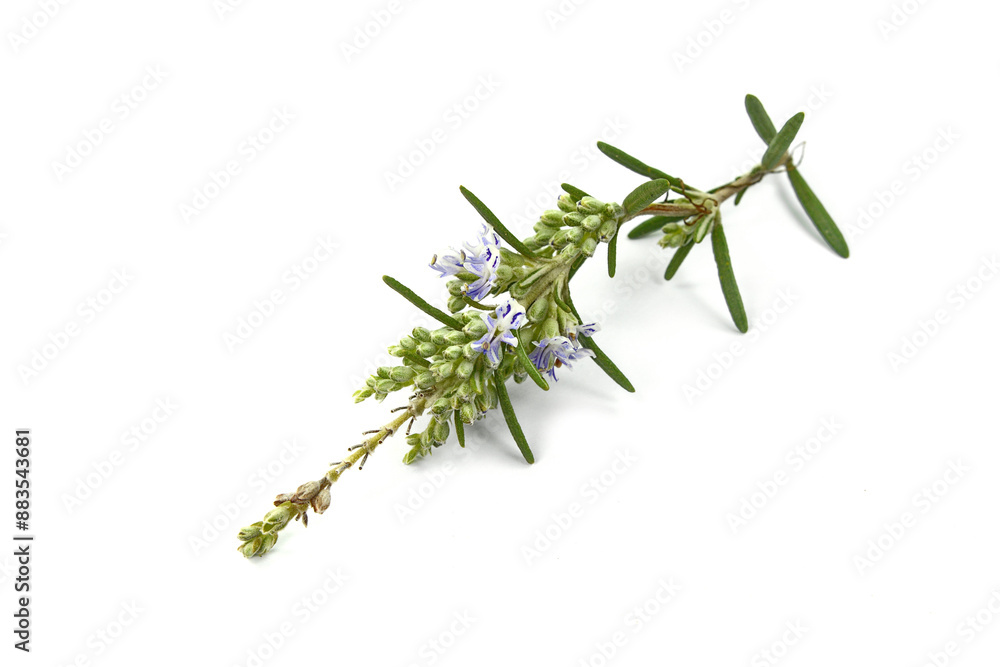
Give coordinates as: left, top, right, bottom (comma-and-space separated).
470, 298, 527, 367
429, 223, 503, 301
527, 335, 596, 381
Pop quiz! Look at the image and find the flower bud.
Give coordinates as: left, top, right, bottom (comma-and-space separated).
353, 387, 374, 403
430, 328, 449, 345
495, 265, 513, 282
577, 196, 606, 214
295, 481, 321, 501
262, 504, 294, 532
375, 378, 396, 394
456, 359, 475, 379
432, 419, 450, 443
567, 227, 584, 244
377, 366, 392, 379
557, 194, 576, 213
580, 237, 598, 256
447, 295, 465, 313
527, 297, 549, 321
415, 371, 436, 389
239, 536, 264, 558
444, 345, 463, 361
311, 487, 331, 514
463, 318, 487, 337
599, 219, 617, 240
562, 212, 584, 227
412, 326, 431, 342
432, 397, 451, 414
417, 342, 437, 357
604, 202, 624, 220
447, 280, 465, 297
581, 214, 603, 231
390, 366, 416, 382
238, 522, 264, 542
460, 403, 477, 424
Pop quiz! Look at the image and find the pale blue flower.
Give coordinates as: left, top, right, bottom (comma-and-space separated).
470, 298, 526, 367
528, 323, 599, 381
430, 223, 503, 301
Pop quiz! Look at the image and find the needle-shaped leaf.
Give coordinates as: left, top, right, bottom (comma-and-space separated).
494, 375, 534, 464
459, 186, 537, 259
786, 167, 850, 258
761, 112, 804, 170
664, 242, 693, 280
597, 141, 675, 182
454, 412, 465, 448
564, 291, 635, 393
745, 94, 777, 143
607, 226, 619, 277
710, 224, 748, 333
623, 179, 672, 218
561, 183, 590, 201
515, 331, 549, 391
734, 188, 748, 206
627, 215, 682, 240
383, 276, 465, 330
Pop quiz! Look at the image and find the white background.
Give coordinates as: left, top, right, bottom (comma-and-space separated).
2, 1, 999, 665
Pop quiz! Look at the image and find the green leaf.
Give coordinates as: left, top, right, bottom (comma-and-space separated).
786, 167, 850, 258
664, 242, 693, 280
561, 183, 590, 201
733, 188, 747, 206
382, 276, 465, 330
627, 215, 683, 240
515, 331, 549, 391
459, 186, 537, 258
454, 413, 465, 448
596, 141, 675, 182
710, 224, 748, 333
761, 112, 804, 170
745, 94, 777, 143
494, 375, 534, 464
564, 291, 635, 393
607, 226, 619, 277
568, 254, 586, 281
623, 179, 672, 218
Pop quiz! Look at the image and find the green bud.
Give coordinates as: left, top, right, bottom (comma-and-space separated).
495, 265, 513, 282
444, 345, 463, 361
262, 504, 294, 532
432, 360, 455, 379
387, 345, 407, 357
412, 327, 431, 342
599, 219, 617, 240
540, 210, 564, 226
581, 214, 602, 231
447, 295, 465, 313
238, 522, 264, 542
470, 369, 486, 394
353, 387, 374, 403
581, 236, 598, 256
430, 328, 449, 345
543, 317, 560, 340
365, 376, 377, 388
415, 371, 436, 389
567, 227, 584, 244
563, 212, 584, 227
431, 397, 451, 414
456, 359, 475, 379
399, 335, 418, 350
390, 366, 416, 382
432, 419, 450, 443
375, 378, 396, 394
445, 331, 466, 345
417, 342, 437, 357
528, 297, 549, 321
447, 280, 465, 297
239, 536, 263, 558
463, 318, 488, 337
604, 202, 625, 220
551, 229, 571, 248
460, 403, 477, 424
557, 194, 576, 213
376, 366, 391, 379
577, 196, 606, 214
402, 445, 420, 465
534, 226, 556, 243
463, 342, 479, 360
